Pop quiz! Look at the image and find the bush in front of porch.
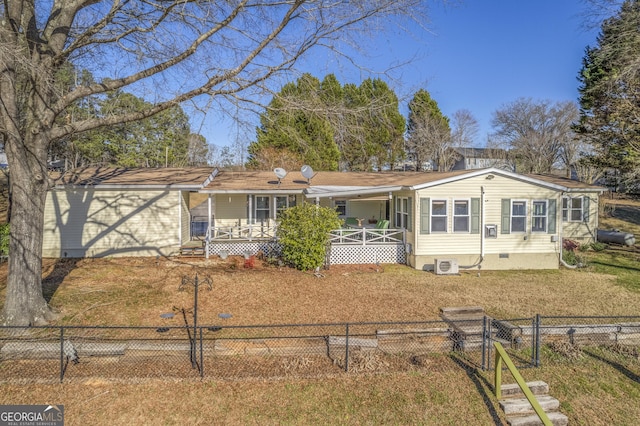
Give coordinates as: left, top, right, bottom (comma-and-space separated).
277, 203, 342, 271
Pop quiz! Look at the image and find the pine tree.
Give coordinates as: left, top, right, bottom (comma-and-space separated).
577, 0, 640, 187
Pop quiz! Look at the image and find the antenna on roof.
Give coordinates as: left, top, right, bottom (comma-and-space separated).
301, 165, 314, 184
274, 167, 287, 185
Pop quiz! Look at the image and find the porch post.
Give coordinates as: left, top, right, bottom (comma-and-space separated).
207, 194, 212, 229
206, 194, 212, 259
178, 190, 183, 246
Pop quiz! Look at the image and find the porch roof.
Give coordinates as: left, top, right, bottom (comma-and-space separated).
200, 169, 473, 194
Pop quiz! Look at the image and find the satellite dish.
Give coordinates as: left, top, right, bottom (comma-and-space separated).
301, 165, 314, 182
274, 168, 287, 180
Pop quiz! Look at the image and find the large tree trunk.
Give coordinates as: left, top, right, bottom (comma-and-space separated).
2, 132, 57, 326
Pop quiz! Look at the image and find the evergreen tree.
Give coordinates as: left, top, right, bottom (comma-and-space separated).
247, 74, 340, 171
577, 0, 640, 186
406, 89, 451, 171
249, 74, 404, 172
357, 78, 406, 171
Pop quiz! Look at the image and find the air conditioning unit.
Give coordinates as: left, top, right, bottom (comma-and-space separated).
435, 258, 459, 275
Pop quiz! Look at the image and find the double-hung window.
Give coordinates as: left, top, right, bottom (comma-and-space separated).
532, 200, 547, 232
395, 197, 411, 229
334, 200, 347, 217
431, 200, 447, 232
511, 200, 527, 233
275, 195, 296, 218
562, 197, 583, 222
255, 196, 270, 222
453, 200, 470, 232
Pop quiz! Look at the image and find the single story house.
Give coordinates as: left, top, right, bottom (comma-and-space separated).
43, 166, 604, 271
450, 147, 513, 171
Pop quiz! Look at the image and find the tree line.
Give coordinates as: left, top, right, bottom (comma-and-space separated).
44, 65, 212, 169
246, 74, 588, 177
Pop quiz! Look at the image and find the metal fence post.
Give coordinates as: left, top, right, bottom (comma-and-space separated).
535, 314, 541, 367
530, 316, 536, 367
59, 326, 64, 383
487, 318, 493, 370
192, 275, 198, 369
345, 323, 349, 372
199, 327, 204, 379
481, 316, 487, 371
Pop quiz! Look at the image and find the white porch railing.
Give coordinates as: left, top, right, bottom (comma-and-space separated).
208, 224, 277, 241
205, 227, 406, 264
328, 228, 405, 245
207, 226, 405, 245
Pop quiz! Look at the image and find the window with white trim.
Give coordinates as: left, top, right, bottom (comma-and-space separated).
255, 196, 270, 221
275, 195, 296, 218
431, 200, 447, 233
334, 200, 346, 216
511, 200, 527, 233
562, 197, 583, 222
532, 200, 547, 232
395, 197, 410, 229
453, 199, 470, 233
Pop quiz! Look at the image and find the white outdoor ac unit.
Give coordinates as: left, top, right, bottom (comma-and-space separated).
435, 258, 459, 275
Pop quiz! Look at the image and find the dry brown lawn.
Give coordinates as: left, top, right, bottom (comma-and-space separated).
0, 255, 636, 328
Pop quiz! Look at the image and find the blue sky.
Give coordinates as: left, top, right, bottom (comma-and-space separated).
199, 0, 601, 150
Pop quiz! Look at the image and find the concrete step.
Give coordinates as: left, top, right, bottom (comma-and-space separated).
500, 395, 560, 416
501, 381, 549, 398
506, 411, 568, 426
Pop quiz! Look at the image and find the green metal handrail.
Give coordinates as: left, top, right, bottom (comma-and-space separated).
494, 342, 552, 426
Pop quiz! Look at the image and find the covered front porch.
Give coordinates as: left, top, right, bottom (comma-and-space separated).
190, 174, 410, 265
202, 224, 407, 265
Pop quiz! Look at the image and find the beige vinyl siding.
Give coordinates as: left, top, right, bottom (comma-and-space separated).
214, 194, 248, 227
213, 193, 303, 227
414, 174, 561, 260
43, 189, 181, 257
180, 191, 190, 245
561, 192, 598, 242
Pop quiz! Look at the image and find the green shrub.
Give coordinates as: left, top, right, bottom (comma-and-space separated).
578, 243, 591, 252
562, 249, 578, 265
590, 242, 608, 252
0, 223, 8, 257
276, 203, 342, 271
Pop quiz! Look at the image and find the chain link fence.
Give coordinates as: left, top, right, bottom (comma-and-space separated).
538, 315, 640, 365
1, 315, 638, 383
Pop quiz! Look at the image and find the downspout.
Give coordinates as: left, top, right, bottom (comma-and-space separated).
480, 185, 485, 264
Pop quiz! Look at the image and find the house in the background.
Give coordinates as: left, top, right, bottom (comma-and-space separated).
43, 166, 604, 271
451, 147, 513, 171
